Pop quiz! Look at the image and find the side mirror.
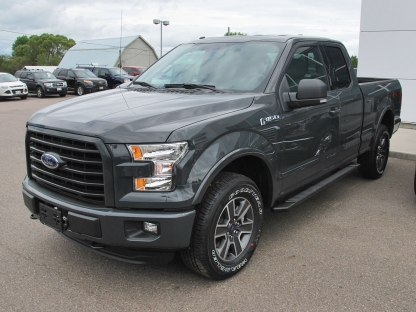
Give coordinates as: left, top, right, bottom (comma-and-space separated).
284, 79, 327, 109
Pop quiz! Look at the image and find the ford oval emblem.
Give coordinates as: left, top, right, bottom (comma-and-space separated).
41, 153, 60, 169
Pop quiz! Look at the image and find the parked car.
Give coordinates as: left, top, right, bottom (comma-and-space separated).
15, 69, 67, 98
414, 163, 416, 195
22, 35, 402, 280
78, 66, 134, 89
122, 66, 147, 76
53, 68, 108, 96
0, 72, 28, 101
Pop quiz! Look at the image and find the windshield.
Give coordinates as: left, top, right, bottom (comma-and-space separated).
136, 41, 282, 92
34, 72, 56, 79
108, 68, 129, 76
75, 70, 97, 78
0, 73, 17, 82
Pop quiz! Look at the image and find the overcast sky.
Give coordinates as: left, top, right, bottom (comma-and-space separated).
0, 0, 362, 57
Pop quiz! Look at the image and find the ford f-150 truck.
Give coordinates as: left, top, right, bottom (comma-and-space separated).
22, 35, 401, 280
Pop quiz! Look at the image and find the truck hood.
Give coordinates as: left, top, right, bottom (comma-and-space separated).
28, 88, 255, 143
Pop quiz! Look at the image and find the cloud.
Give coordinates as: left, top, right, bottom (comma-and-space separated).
0, 0, 362, 56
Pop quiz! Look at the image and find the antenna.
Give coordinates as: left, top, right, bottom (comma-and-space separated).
119, 10, 122, 71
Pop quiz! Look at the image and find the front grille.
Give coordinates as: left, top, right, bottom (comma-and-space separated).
12, 89, 24, 94
94, 81, 106, 86
29, 131, 105, 204
10, 85, 21, 88
53, 82, 65, 87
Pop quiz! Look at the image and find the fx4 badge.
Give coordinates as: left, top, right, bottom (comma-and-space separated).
260, 115, 280, 126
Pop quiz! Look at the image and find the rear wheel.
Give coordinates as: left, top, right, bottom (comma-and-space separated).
36, 87, 45, 98
76, 85, 84, 96
181, 172, 263, 280
358, 124, 390, 179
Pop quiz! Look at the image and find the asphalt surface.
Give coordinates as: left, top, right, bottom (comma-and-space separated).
1, 93, 416, 311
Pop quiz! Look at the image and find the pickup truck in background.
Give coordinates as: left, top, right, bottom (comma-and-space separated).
78, 66, 134, 89
22, 35, 401, 280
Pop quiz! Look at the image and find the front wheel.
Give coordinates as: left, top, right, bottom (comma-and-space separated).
59, 93, 67, 97
181, 172, 263, 280
20, 95, 28, 99
113, 84, 120, 89
36, 87, 45, 98
358, 124, 390, 179
76, 85, 84, 96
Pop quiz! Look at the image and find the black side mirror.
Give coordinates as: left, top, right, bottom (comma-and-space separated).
284, 79, 327, 109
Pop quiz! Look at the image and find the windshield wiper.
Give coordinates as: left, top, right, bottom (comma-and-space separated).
164, 83, 216, 91
134, 81, 158, 89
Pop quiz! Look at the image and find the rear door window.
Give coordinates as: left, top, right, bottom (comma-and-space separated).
324, 46, 351, 89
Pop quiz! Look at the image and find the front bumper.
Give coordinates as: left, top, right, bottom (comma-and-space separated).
86, 85, 108, 93
44, 87, 67, 95
22, 176, 196, 263
0, 88, 28, 97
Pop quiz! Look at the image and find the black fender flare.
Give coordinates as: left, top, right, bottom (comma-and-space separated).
189, 131, 278, 206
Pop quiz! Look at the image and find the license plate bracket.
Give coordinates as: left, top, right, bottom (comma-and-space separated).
39, 203, 63, 231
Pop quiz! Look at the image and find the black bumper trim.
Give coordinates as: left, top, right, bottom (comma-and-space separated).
22, 178, 196, 254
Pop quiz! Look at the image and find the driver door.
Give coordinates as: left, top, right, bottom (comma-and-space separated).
278, 44, 341, 194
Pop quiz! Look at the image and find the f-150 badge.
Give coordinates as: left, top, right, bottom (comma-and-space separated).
260, 115, 280, 126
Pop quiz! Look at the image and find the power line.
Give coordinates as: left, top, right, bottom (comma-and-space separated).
0, 0, 119, 21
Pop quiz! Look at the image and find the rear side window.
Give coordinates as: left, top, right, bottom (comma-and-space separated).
325, 46, 351, 89
60, 70, 68, 77
20, 72, 27, 78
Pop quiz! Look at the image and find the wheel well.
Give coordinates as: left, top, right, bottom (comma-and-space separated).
380, 110, 394, 137
222, 156, 273, 209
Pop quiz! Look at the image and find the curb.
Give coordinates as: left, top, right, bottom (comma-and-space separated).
389, 151, 416, 162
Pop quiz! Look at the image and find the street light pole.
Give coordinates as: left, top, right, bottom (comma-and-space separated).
153, 19, 170, 58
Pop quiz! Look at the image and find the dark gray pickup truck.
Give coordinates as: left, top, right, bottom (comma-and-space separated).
22, 35, 401, 280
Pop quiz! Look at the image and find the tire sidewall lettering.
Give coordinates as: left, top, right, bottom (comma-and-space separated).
211, 250, 248, 273
228, 186, 262, 214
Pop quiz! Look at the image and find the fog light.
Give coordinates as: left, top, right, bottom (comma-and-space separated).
143, 222, 159, 235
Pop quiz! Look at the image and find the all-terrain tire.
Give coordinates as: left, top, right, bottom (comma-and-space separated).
181, 172, 263, 280
358, 124, 390, 179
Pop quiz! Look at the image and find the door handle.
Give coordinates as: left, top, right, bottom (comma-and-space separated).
329, 108, 341, 116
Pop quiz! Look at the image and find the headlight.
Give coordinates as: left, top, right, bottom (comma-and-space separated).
127, 142, 188, 191
0, 86, 9, 89
123, 79, 129, 83
44, 82, 53, 87
83, 80, 93, 85
62, 82, 67, 87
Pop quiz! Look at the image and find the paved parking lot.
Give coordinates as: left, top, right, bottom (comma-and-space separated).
1, 94, 415, 311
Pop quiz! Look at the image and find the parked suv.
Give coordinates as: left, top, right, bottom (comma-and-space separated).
79, 66, 134, 89
53, 68, 108, 96
122, 66, 147, 76
15, 69, 67, 98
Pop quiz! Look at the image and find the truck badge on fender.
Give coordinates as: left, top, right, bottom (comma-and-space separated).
260, 115, 280, 126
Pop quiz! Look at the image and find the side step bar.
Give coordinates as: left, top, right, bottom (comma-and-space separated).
271, 163, 360, 212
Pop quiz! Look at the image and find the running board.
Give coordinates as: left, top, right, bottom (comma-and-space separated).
271, 164, 360, 212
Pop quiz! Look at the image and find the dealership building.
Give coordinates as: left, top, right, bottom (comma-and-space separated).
358, 0, 416, 123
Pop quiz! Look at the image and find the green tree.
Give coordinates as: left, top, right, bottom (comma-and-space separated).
350, 55, 358, 68
13, 33, 75, 66
11, 35, 29, 56
224, 31, 247, 36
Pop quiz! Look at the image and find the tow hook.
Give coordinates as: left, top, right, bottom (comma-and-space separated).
30, 214, 37, 220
